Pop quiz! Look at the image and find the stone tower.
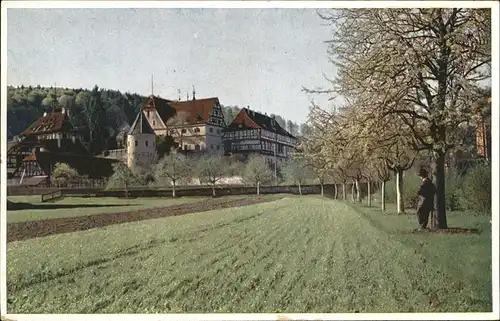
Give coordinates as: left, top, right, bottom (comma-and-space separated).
127, 110, 156, 170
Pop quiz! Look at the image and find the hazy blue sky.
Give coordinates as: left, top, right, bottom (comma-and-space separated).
7, 8, 335, 124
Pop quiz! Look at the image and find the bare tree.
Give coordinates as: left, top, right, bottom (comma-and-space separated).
166, 111, 191, 149
106, 162, 140, 198
155, 149, 192, 197
282, 157, 314, 195
196, 152, 231, 197
243, 155, 273, 195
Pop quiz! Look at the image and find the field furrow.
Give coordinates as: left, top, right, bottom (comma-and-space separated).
6, 196, 492, 313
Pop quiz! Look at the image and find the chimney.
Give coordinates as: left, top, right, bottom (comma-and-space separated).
192, 85, 196, 100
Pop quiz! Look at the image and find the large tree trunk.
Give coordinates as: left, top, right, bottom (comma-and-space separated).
257, 181, 260, 195
355, 179, 361, 202
333, 184, 338, 199
432, 151, 448, 229
342, 183, 346, 200
367, 180, 371, 207
351, 181, 355, 201
172, 180, 176, 197
396, 169, 405, 214
298, 182, 302, 195
212, 183, 216, 197
381, 180, 386, 211
320, 183, 324, 197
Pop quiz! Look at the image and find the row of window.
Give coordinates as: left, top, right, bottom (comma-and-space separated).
128, 140, 152, 147
224, 130, 259, 140
183, 144, 221, 151
261, 130, 294, 144
169, 127, 222, 135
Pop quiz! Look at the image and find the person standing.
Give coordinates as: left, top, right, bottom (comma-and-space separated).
416, 168, 436, 230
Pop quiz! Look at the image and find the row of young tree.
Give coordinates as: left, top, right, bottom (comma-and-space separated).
105, 150, 323, 197
296, 8, 491, 229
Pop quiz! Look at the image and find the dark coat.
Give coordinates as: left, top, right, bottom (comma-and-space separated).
417, 178, 436, 210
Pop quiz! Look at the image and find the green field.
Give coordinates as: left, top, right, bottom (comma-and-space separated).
7, 196, 492, 313
7, 196, 206, 223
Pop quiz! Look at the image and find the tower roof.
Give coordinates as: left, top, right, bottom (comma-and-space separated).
128, 110, 155, 135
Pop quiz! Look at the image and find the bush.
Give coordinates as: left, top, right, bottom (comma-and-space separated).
52, 162, 80, 187
459, 163, 491, 214
445, 168, 464, 211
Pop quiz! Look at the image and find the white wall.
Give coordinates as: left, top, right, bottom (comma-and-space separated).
127, 133, 156, 169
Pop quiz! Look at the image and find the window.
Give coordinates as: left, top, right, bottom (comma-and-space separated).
209, 128, 213, 133
153, 120, 156, 126
170, 130, 175, 135
195, 144, 200, 151
181, 129, 187, 134
217, 129, 221, 134
147, 111, 150, 117
211, 144, 214, 149
217, 145, 220, 150
135, 140, 138, 146
194, 127, 200, 133
145, 140, 149, 147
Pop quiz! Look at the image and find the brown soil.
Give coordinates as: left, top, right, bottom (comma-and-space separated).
7, 196, 282, 243
409, 227, 481, 235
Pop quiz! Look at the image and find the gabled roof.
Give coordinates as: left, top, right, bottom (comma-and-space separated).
22, 111, 74, 136
225, 108, 295, 138
167, 97, 220, 124
142, 95, 176, 124
128, 110, 155, 135
142, 95, 220, 125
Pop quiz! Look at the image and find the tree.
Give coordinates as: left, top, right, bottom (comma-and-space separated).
316, 8, 490, 228
83, 85, 107, 154
51, 162, 80, 187
282, 158, 313, 195
166, 111, 191, 149
106, 162, 140, 198
243, 155, 273, 195
156, 135, 179, 159
155, 149, 192, 197
196, 152, 231, 197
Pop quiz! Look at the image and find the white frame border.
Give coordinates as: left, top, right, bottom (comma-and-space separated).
0, 1, 498, 321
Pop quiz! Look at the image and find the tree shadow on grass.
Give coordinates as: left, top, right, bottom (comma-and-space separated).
7, 200, 138, 211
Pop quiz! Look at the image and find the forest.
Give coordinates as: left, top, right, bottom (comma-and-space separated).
6, 85, 306, 153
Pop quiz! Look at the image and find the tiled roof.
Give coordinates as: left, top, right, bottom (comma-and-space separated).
225, 108, 295, 138
128, 110, 155, 135
22, 111, 74, 136
142, 95, 220, 125
167, 97, 220, 124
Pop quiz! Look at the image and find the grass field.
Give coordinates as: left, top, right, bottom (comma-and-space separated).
6, 196, 207, 223
7, 196, 492, 313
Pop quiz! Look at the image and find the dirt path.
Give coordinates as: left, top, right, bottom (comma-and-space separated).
7, 196, 282, 243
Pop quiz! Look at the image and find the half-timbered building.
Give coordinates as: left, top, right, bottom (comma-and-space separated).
142, 94, 226, 152
6, 107, 117, 186
222, 108, 297, 167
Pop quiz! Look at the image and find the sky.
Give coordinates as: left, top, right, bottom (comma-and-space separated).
6, 8, 336, 124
